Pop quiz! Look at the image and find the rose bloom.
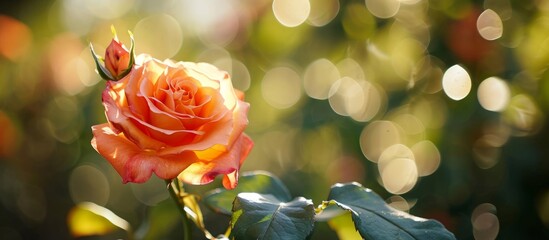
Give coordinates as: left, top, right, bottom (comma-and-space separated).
91, 54, 253, 189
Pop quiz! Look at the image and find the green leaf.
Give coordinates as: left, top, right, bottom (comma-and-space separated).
231, 193, 315, 240
67, 202, 131, 238
328, 182, 456, 240
204, 171, 292, 215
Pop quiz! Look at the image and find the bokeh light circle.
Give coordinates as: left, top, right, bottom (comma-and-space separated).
84, 0, 134, 20
365, 0, 400, 19
350, 80, 385, 122
411, 140, 441, 176
386, 195, 411, 212
303, 58, 340, 100
478, 77, 510, 112
272, 0, 311, 27
69, 165, 110, 205
130, 176, 169, 206
308, 0, 340, 27
261, 67, 302, 109
378, 144, 415, 173
442, 64, 471, 101
329, 77, 365, 117
134, 14, 183, 60
360, 121, 403, 162
380, 157, 418, 195
472, 203, 500, 240
477, 9, 503, 41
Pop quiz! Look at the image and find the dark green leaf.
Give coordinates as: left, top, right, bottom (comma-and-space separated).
231, 193, 315, 240
204, 171, 292, 215
328, 182, 456, 240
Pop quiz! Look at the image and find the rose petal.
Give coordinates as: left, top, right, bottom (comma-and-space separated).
158, 98, 249, 155
222, 134, 253, 189
121, 66, 149, 121
92, 123, 198, 183
177, 133, 253, 189
103, 87, 166, 150
227, 100, 250, 147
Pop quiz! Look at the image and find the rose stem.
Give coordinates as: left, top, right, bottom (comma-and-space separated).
166, 179, 193, 240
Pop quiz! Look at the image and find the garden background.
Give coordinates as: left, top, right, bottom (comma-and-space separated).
1, 0, 548, 239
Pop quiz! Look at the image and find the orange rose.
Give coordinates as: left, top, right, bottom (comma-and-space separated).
91, 54, 253, 189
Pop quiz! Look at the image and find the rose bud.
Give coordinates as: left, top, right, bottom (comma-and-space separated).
90, 26, 135, 81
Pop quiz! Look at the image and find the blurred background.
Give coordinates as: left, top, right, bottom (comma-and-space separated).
1, 0, 548, 239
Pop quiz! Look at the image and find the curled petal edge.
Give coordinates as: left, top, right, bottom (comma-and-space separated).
91, 123, 198, 183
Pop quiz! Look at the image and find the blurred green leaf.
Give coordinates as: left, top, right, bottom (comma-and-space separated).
138, 199, 180, 240
67, 202, 131, 238
328, 182, 456, 240
204, 171, 292, 215
328, 212, 363, 240
230, 193, 315, 240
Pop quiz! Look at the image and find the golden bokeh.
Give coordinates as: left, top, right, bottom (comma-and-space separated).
1, 0, 548, 238
442, 64, 472, 101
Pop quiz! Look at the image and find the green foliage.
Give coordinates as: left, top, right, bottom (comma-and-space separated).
327, 182, 456, 240
230, 193, 315, 240
207, 172, 455, 239
204, 171, 292, 215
